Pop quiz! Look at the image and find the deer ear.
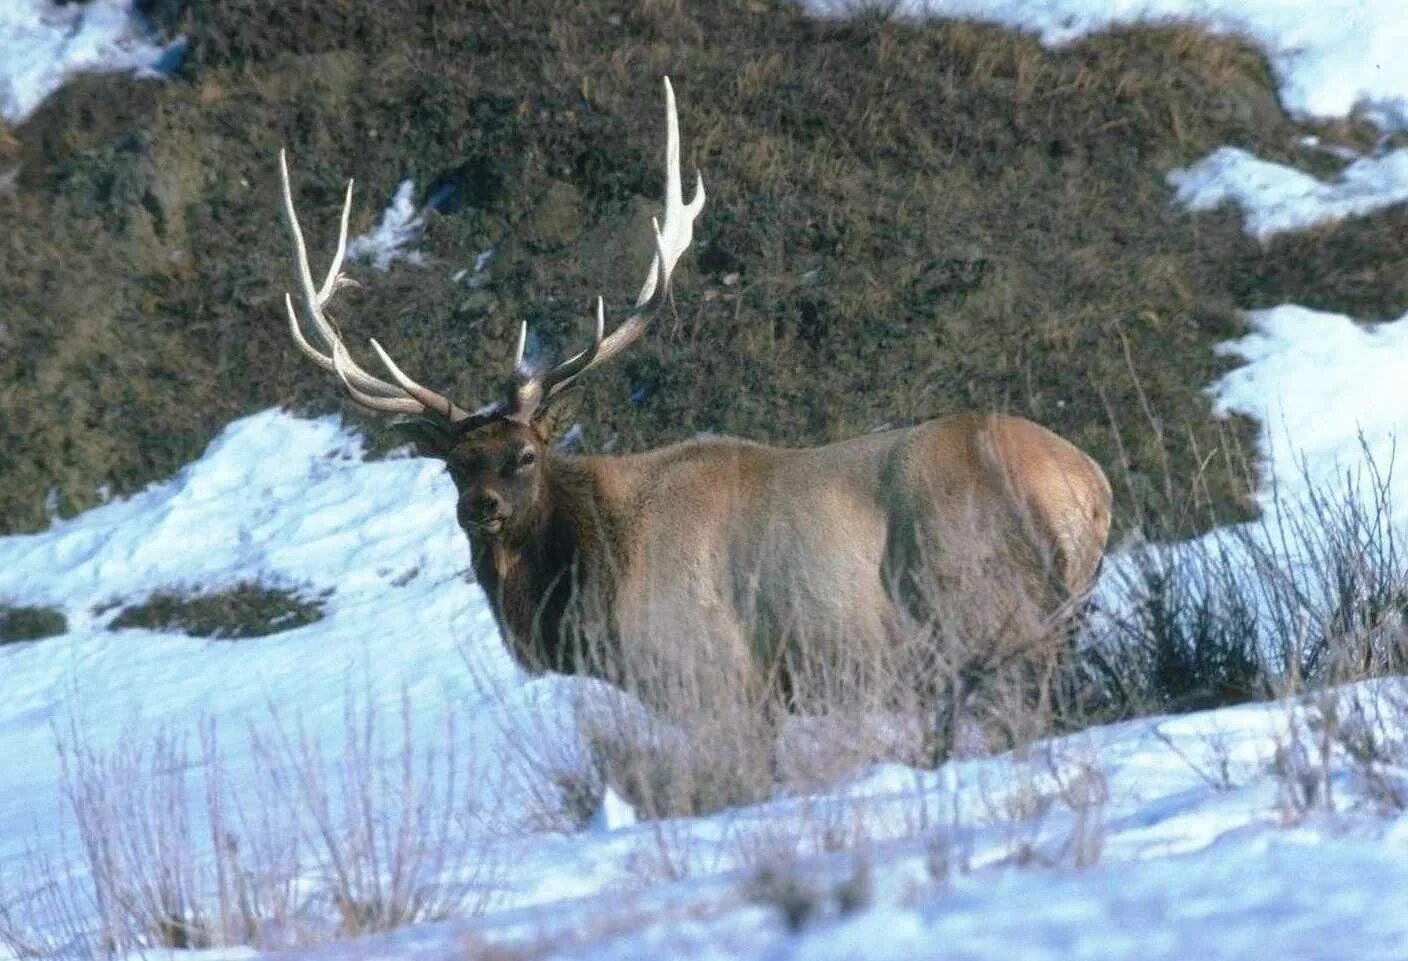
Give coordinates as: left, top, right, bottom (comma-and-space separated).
390, 416, 456, 459
534, 391, 580, 444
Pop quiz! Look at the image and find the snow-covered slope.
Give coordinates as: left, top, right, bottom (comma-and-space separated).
76, 683, 1402, 961
2, 353, 1407, 958
0, 414, 518, 898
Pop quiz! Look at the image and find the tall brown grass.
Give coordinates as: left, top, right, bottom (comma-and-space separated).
1084, 440, 1408, 719
0, 692, 498, 957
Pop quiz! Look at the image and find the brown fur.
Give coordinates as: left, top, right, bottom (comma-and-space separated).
447, 411, 1112, 703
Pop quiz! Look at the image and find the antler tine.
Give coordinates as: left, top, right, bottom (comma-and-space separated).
317, 178, 355, 303
632, 75, 707, 309
278, 150, 472, 421
278, 151, 405, 399
513, 321, 528, 372
531, 76, 706, 406
331, 341, 425, 415
369, 339, 459, 419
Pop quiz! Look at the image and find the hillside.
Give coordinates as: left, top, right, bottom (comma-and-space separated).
10, 0, 1408, 536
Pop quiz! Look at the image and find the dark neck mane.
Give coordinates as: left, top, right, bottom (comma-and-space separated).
469, 457, 616, 673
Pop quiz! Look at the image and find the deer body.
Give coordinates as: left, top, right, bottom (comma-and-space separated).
275, 77, 1112, 718
466, 413, 1110, 696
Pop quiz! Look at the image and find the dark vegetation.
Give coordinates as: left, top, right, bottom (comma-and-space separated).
6, 0, 1407, 535
106, 582, 325, 638
1077, 449, 1408, 720
0, 605, 68, 644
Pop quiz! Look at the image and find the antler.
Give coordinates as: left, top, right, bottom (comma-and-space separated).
510, 76, 706, 421
278, 150, 472, 422
277, 76, 702, 429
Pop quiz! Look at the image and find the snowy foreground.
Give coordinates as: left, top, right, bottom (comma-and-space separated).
2, 387, 1408, 960
225, 693, 1408, 961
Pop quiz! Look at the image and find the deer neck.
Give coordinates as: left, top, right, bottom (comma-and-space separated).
470, 455, 623, 673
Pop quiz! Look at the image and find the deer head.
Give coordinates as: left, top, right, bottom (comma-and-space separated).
278, 77, 705, 545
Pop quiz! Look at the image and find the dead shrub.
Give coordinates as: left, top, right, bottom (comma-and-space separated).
0, 693, 495, 956
1082, 441, 1408, 719
106, 581, 327, 639
1272, 681, 1408, 822
0, 604, 67, 644
489, 492, 1090, 840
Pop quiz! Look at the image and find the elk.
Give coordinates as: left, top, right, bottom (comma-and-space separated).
277, 78, 1112, 740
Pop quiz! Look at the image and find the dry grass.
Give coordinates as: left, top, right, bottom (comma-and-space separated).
1081, 441, 1408, 722
0, 693, 497, 957
1270, 679, 1408, 823
744, 851, 873, 933
475, 421, 1408, 856
484, 490, 1097, 838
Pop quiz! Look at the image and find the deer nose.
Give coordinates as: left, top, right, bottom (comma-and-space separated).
460, 490, 510, 527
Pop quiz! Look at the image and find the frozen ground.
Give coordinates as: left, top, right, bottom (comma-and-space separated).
6, 439, 1408, 960
330, 692, 1408, 961
2, 291, 1406, 955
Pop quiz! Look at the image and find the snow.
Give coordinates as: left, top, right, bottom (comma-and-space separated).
801, 0, 1408, 242
0, 411, 463, 617
592, 785, 640, 833
0, 413, 512, 884
3, 405, 1407, 958
37, 681, 1390, 961
1212, 303, 1408, 510
779, 835, 1408, 961
0, 0, 174, 125
1169, 146, 1408, 240
804, 0, 1408, 131
346, 180, 430, 272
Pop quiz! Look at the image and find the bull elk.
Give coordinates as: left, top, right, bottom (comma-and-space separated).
277, 78, 1112, 742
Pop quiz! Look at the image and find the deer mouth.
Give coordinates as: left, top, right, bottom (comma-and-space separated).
472, 515, 508, 536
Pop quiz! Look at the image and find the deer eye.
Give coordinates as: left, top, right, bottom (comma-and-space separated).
517, 448, 538, 470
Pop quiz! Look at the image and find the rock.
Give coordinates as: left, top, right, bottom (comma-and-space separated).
575, 194, 661, 298
521, 180, 584, 252
591, 783, 638, 832
490, 179, 585, 284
